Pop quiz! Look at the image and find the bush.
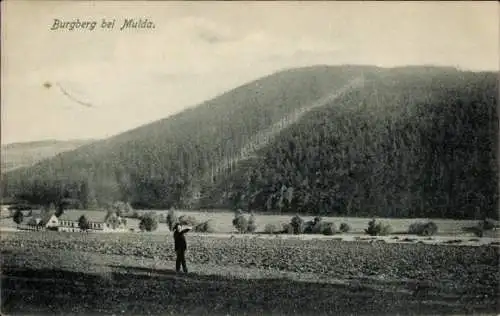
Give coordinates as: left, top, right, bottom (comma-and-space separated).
78, 215, 90, 231
166, 210, 178, 230
339, 223, 351, 233
232, 211, 256, 233
247, 214, 257, 233
109, 201, 134, 217
408, 221, 438, 236
290, 215, 305, 234
232, 213, 248, 233
365, 219, 392, 236
194, 220, 216, 233
480, 218, 499, 231
321, 222, 336, 235
304, 216, 323, 234
264, 223, 279, 234
467, 218, 499, 237
105, 210, 127, 229
12, 209, 24, 224
139, 212, 158, 232
281, 223, 294, 234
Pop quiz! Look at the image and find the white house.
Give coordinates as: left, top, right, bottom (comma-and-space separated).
19, 213, 59, 231
58, 210, 127, 232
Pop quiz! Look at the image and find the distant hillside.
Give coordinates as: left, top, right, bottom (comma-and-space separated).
2, 65, 498, 219
1, 139, 95, 173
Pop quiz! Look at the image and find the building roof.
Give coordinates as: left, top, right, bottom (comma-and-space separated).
26, 212, 55, 225
58, 210, 109, 223
27, 217, 41, 226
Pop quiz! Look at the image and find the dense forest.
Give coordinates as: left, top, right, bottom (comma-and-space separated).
2, 65, 498, 219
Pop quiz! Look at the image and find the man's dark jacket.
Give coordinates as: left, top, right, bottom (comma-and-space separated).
174, 228, 189, 251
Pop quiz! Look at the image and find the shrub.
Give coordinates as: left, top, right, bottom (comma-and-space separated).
232, 211, 256, 233
105, 210, 126, 229
408, 221, 438, 236
321, 222, 336, 235
109, 201, 134, 217
232, 213, 248, 233
290, 215, 305, 234
166, 210, 178, 230
264, 223, 279, 234
339, 223, 351, 233
247, 214, 257, 233
466, 218, 500, 237
12, 209, 24, 225
304, 216, 323, 234
78, 215, 90, 231
480, 218, 499, 231
139, 212, 158, 232
365, 219, 392, 236
282, 223, 294, 234
194, 220, 216, 233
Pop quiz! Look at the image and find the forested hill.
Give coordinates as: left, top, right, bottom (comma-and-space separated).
2, 65, 498, 219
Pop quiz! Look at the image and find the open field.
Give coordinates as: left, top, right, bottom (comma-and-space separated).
1, 231, 499, 315
2, 209, 485, 235
132, 210, 487, 235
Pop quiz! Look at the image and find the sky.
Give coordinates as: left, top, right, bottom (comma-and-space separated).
1, 1, 498, 145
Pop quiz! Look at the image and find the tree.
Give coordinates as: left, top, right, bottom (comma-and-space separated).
105, 210, 125, 229
78, 215, 90, 231
42, 203, 57, 217
232, 210, 256, 233
139, 212, 158, 232
232, 211, 248, 233
110, 201, 134, 217
247, 213, 257, 233
13, 210, 24, 225
166, 210, 178, 231
55, 200, 69, 217
290, 215, 304, 234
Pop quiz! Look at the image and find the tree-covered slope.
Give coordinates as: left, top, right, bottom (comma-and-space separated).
2, 65, 498, 219
201, 68, 499, 219
2, 65, 367, 208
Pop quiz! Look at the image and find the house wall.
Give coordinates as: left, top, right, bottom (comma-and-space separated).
58, 226, 79, 232
17, 224, 43, 231
17, 214, 129, 232
45, 215, 59, 229
102, 223, 127, 232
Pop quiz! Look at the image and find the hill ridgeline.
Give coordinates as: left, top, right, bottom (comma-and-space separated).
2, 65, 498, 219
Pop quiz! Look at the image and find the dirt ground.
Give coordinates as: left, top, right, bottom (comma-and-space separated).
1, 231, 499, 316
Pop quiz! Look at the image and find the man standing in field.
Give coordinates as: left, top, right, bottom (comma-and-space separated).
173, 223, 191, 273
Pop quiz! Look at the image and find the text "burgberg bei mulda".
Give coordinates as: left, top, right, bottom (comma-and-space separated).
50, 19, 98, 31
50, 18, 156, 31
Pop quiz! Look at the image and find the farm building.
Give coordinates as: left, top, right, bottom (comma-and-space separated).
18, 213, 59, 231
58, 210, 128, 232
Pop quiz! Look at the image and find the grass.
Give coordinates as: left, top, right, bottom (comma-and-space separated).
1, 231, 499, 315
124, 209, 481, 235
